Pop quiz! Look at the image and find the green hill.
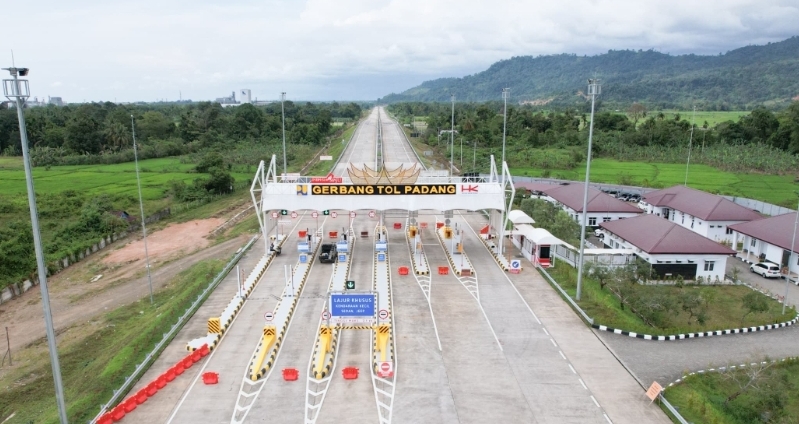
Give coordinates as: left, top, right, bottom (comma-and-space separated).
381, 36, 799, 109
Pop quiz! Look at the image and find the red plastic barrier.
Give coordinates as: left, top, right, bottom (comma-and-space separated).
202, 372, 219, 385
97, 413, 114, 424
122, 398, 138, 413
299, 230, 307, 238
438, 266, 449, 275
420, 222, 428, 229
480, 225, 489, 234
145, 381, 158, 396
329, 231, 338, 238
155, 374, 167, 389
182, 357, 194, 370
173, 362, 185, 375
393, 222, 402, 229
398, 266, 409, 276
110, 405, 126, 422
135, 390, 148, 405
164, 368, 177, 382
436, 222, 444, 229
191, 350, 202, 363
342, 367, 359, 380
282, 368, 299, 381
198, 344, 210, 357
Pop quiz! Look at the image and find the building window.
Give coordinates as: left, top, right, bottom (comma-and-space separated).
750, 239, 756, 247
704, 261, 715, 271
691, 218, 694, 228
589, 217, 597, 226
681, 214, 685, 224
603, 217, 611, 222
726, 228, 733, 235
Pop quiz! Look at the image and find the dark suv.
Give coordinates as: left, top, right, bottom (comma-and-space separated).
319, 243, 337, 263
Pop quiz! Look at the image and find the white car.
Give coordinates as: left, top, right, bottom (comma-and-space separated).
593, 229, 604, 238
750, 262, 781, 278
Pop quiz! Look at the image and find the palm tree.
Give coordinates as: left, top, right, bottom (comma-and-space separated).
103, 122, 130, 151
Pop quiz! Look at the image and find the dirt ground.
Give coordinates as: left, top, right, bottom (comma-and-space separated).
0, 216, 249, 355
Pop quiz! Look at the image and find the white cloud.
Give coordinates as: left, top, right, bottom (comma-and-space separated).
2, 0, 795, 102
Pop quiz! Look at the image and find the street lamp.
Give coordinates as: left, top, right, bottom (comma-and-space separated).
576, 78, 601, 301
501, 88, 509, 183
3, 66, 69, 424
783, 196, 799, 314
684, 106, 696, 186
281, 92, 287, 178
131, 115, 154, 304
450, 94, 455, 178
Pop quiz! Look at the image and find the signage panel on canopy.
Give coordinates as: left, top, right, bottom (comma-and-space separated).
331, 211, 338, 218
310, 173, 342, 183
311, 184, 456, 196
349, 211, 356, 218
311, 211, 318, 218
368, 210, 376, 218
271, 211, 278, 218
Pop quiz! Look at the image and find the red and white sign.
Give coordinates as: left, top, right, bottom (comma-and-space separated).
291, 211, 298, 219
264, 312, 274, 321
271, 211, 278, 219
311, 211, 318, 218
368, 210, 376, 219
378, 361, 394, 378
349, 211, 356, 218
310, 173, 343, 184
378, 309, 390, 320
331, 211, 338, 218
461, 184, 479, 193
321, 311, 331, 320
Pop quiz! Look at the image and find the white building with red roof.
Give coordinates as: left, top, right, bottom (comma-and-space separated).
729, 212, 799, 281
516, 182, 642, 227
600, 214, 736, 281
641, 185, 763, 243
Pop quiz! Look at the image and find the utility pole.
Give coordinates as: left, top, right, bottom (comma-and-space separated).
132, 115, 154, 304
3, 65, 69, 424
450, 94, 455, 178
684, 106, 696, 186
281, 92, 287, 177
501, 88, 509, 184
575, 78, 601, 302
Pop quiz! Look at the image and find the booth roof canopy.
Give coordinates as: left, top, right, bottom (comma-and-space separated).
514, 224, 562, 245
508, 210, 535, 224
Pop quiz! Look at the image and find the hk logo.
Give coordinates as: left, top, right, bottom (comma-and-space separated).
296, 185, 308, 195
461, 184, 478, 193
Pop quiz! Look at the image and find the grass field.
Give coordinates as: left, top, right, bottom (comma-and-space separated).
660, 110, 749, 127
0, 259, 226, 423
545, 266, 795, 336
511, 157, 799, 206
0, 157, 253, 203
663, 358, 799, 423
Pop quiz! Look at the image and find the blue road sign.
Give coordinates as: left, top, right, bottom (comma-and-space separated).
330, 293, 375, 317
378, 253, 386, 262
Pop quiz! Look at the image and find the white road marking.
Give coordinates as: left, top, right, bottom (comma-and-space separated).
590, 395, 600, 408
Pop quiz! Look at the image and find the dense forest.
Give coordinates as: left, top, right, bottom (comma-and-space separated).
387, 100, 799, 175
381, 36, 799, 110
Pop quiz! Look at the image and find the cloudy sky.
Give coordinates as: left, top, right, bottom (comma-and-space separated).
4, 0, 797, 103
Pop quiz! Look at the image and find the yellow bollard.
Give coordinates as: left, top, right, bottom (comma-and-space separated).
376, 324, 390, 362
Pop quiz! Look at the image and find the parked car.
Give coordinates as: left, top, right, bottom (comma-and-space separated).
593, 228, 605, 238
319, 243, 337, 263
750, 262, 781, 278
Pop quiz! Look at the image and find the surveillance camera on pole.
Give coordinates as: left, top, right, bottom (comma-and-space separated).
3, 65, 69, 424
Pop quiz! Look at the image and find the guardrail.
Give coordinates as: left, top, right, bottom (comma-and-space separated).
90, 234, 259, 423
537, 267, 594, 325
659, 393, 690, 424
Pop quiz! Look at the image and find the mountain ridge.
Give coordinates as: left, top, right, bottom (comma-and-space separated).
380, 36, 799, 109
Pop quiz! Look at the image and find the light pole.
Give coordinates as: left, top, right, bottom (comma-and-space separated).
460, 137, 463, 168
684, 106, 696, 186
473, 140, 477, 171
281, 92, 287, 177
575, 78, 601, 301
3, 66, 69, 423
450, 94, 455, 178
131, 115, 154, 304
783, 196, 799, 314
501, 88, 509, 183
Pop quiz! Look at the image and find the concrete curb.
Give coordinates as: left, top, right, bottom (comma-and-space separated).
664, 356, 799, 389
592, 314, 799, 341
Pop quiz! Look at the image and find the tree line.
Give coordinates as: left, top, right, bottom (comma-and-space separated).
0, 100, 363, 162
388, 101, 799, 174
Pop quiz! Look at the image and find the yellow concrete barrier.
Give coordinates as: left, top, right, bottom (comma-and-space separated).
376, 324, 390, 362
249, 326, 276, 381
314, 326, 332, 377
